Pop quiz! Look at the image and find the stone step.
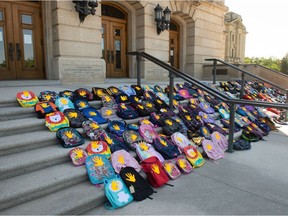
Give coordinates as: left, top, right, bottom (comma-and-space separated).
0, 106, 37, 121
0, 162, 88, 211
0, 180, 106, 215
0, 130, 57, 156
0, 117, 46, 137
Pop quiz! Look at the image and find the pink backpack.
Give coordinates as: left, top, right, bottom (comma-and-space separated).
171, 132, 196, 152
135, 141, 164, 163
211, 131, 228, 151
111, 149, 142, 173
139, 124, 159, 143
202, 139, 224, 160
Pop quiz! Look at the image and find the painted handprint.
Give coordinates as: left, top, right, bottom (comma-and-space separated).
125, 173, 136, 182
151, 164, 160, 174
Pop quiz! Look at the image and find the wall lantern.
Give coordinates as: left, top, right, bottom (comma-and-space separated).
73, 0, 98, 23
154, 4, 171, 35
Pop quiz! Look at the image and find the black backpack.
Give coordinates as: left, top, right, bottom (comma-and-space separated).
152, 136, 181, 159
119, 167, 155, 201
63, 109, 87, 128
161, 117, 183, 136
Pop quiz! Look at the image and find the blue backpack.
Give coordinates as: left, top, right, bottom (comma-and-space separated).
82, 107, 108, 124
104, 175, 133, 210
85, 154, 116, 185
152, 136, 181, 159
119, 85, 137, 97
55, 96, 75, 112
108, 120, 126, 137
73, 98, 90, 111
116, 103, 139, 119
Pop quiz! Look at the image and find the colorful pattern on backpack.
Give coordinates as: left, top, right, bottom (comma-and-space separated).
139, 124, 159, 143
86, 141, 111, 158
16, 91, 39, 107
176, 155, 193, 174
171, 132, 197, 152
55, 96, 75, 112
74, 88, 94, 101
92, 87, 109, 100
63, 109, 87, 128
104, 175, 133, 209
86, 154, 116, 185
135, 141, 164, 163
82, 120, 103, 140
202, 139, 224, 160
100, 107, 121, 121
163, 160, 182, 180
34, 101, 58, 118
38, 91, 58, 102
108, 120, 126, 137
122, 130, 143, 150
141, 156, 170, 188
69, 147, 88, 166
183, 145, 205, 168
102, 95, 117, 108
56, 127, 84, 148
59, 90, 74, 101
45, 111, 70, 132
111, 149, 142, 173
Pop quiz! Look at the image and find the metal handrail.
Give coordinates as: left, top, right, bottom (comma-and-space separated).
127, 51, 288, 153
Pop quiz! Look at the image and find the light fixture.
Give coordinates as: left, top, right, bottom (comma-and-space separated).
154, 4, 171, 35
73, 0, 98, 23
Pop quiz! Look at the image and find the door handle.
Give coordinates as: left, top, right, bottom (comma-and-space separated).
8, 43, 14, 61
16, 43, 21, 61
107, 50, 110, 63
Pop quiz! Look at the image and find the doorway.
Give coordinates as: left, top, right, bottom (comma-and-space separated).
169, 20, 180, 69
101, 4, 127, 78
0, 1, 44, 80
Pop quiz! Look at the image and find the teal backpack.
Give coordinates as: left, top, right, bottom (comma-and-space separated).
104, 175, 133, 210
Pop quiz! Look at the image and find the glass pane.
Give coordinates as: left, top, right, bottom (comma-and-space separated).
115, 40, 121, 69
0, 11, 3, 21
22, 14, 32, 24
101, 5, 125, 20
23, 29, 34, 68
115, 29, 121, 36
0, 27, 6, 67
170, 48, 174, 67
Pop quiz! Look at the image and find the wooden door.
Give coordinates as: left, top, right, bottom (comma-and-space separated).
169, 31, 179, 69
0, 2, 44, 80
102, 18, 127, 78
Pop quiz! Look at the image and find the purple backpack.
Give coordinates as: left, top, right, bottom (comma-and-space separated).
135, 141, 164, 163
202, 139, 224, 160
199, 102, 215, 114
211, 131, 228, 151
198, 111, 215, 124
111, 149, 142, 174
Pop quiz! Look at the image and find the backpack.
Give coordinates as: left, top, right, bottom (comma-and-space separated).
69, 147, 88, 166
59, 90, 75, 101
139, 124, 159, 143
82, 107, 108, 124
163, 160, 182, 180
82, 120, 103, 140
122, 130, 143, 150
38, 90, 58, 102
233, 139, 251, 151
119, 85, 137, 96
142, 100, 157, 113
152, 136, 181, 159
115, 92, 131, 104
102, 94, 117, 108
211, 131, 228, 151
205, 123, 228, 136
116, 103, 139, 120
92, 87, 109, 100
153, 98, 169, 111
220, 119, 241, 132
108, 120, 126, 137
161, 117, 182, 136
149, 112, 163, 127
45, 111, 70, 132
141, 156, 170, 188
171, 132, 196, 152
73, 98, 90, 111
111, 149, 142, 174
74, 88, 94, 101
34, 101, 58, 118
139, 119, 155, 128
135, 141, 164, 163
131, 84, 144, 96
199, 102, 215, 114
176, 155, 193, 174
129, 95, 142, 104
55, 96, 75, 112
63, 109, 87, 128
16, 90, 39, 107
178, 89, 192, 99
86, 141, 111, 158
120, 167, 155, 201
107, 86, 121, 96
85, 154, 116, 185
56, 127, 85, 148
132, 103, 151, 117
218, 107, 230, 119
154, 85, 165, 93
198, 111, 215, 124
183, 145, 205, 168
202, 139, 224, 160
241, 128, 261, 142
171, 115, 188, 134
143, 90, 157, 102
99, 131, 130, 153
155, 92, 169, 104
100, 106, 121, 121
178, 110, 203, 130
104, 175, 133, 210
199, 126, 211, 140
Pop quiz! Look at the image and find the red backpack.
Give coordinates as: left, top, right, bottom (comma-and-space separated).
141, 156, 171, 188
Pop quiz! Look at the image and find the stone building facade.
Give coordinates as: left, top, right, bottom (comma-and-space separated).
0, 0, 234, 83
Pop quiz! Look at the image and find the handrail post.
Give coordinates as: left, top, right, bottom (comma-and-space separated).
286, 89, 288, 122
168, 71, 175, 111
227, 103, 236, 153
212, 60, 217, 84
240, 73, 245, 98
136, 53, 141, 86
